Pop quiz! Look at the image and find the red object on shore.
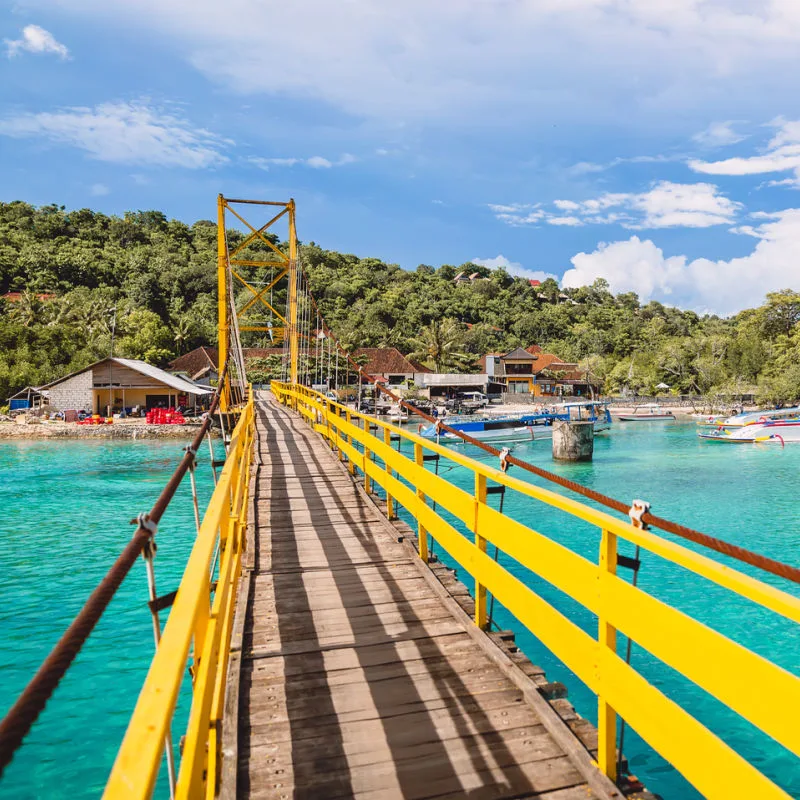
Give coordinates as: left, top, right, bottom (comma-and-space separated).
146, 407, 186, 425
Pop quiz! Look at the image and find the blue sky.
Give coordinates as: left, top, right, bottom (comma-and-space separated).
3, 1, 800, 315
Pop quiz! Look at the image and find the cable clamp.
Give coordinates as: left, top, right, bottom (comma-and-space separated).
628, 499, 650, 530
499, 447, 511, 473
132, 512, 158, 558
434, 420, 444, 436
184, 444, 197, 458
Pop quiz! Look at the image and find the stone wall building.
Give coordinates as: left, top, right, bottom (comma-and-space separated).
41, 358, 211, 414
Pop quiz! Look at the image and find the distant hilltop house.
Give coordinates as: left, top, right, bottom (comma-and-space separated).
40, 358, 212, 415
3, 292, 57, 303
453, 271, 489, 285
479, 346, 597, 397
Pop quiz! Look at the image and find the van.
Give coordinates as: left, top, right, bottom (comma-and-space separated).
459, 391, 488, 409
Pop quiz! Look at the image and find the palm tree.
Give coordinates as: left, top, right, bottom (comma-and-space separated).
171, 314, 196, 354
408, 318, 472, 372
9, 290, 41, 326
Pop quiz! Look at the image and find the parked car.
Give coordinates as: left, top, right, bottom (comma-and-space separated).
458, 391, 489, 410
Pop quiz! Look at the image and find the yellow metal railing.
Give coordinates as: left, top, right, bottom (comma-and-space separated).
273, 381, 800, 800
104, 392, 255, 800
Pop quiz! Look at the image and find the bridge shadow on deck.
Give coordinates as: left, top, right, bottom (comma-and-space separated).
237, 396, 590, 800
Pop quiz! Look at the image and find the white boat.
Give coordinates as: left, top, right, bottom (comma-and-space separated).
558, 400, 613, 433
696, 406, 800, 428
616, 404, 675, 422
698, 419, 800, 444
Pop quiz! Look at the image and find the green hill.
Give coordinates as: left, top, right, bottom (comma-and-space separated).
1, 200, 799, 404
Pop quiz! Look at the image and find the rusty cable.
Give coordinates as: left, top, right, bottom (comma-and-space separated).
296, 261, 800, 586
0, 360, 232, 776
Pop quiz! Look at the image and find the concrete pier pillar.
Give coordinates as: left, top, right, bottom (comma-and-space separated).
552, 420, 594, 462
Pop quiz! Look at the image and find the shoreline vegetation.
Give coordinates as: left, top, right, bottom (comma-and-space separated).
2, 201, 800, 409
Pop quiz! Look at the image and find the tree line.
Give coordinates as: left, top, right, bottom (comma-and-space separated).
2, 200, 799, 406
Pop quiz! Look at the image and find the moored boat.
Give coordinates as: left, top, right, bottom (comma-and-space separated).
419, 412, 559, 444
698, 419, 800, 444
559, 400, 613, 433
696, 405, 800, 429
616, 404, 675, 422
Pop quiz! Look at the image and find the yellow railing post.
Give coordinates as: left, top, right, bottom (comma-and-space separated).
363, 417, 372, 494
474, 473, 488, 629
345, 410, 354, 475
597, 527, 618, 783
383, 427, 395, 519
414, 442, 429, 562
336, 405, 345, 462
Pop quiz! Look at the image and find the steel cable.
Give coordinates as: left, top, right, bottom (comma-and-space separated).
292, 259, 800, 586
0, 361, 231, 776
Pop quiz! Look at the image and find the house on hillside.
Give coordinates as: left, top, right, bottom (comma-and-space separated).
168, 345, 289, 383
40, 358, 211, 415
168, 346, 219, 384
480, 346, 597, 397
352, 348, 431, 386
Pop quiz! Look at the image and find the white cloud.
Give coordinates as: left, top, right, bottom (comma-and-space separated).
248, 153, 355, 170
31, 1, 800, 123
306, 155, 332, 168
690, 118, 800, 186
567, 154, 680, 175
0, 101, 227, 168
547, 216, 583, 226
5, 25, 69, 59
692, 121, 747, 147
561, 209, 800, 315
90, 183, 109, 196
492, 182, 741, 229
471, 254, 556, 283
553, 199, 580, 211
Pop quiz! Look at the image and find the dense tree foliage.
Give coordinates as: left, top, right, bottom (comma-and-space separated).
2, 200, 800, 405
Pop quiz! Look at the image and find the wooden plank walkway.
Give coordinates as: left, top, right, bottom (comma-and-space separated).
225, 394, 618, 800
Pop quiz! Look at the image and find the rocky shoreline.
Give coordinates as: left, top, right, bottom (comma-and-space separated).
0, 421, 212, 439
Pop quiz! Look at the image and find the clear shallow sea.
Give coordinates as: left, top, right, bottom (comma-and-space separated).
386, 420, 800, 800
1, 423, 799, 798
0, 438, 222, 799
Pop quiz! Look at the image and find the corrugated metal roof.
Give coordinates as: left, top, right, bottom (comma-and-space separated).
112, 358, 212, 395
418, 373, 489, 386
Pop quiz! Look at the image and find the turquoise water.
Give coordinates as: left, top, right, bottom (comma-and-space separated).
0, 438, 221, 799
385, 421, 800, 799
1, 424, 799, 798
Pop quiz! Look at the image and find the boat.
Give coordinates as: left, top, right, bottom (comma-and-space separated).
696, 406, 800, 429
419, 412, 561, 444
616, 404, 675, 422
698, 419, 800, 444
559, 400, 613, 433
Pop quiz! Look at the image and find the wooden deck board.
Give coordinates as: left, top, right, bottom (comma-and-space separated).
227, 394, 611, 800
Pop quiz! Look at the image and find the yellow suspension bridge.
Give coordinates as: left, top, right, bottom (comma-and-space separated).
1, 196, 799, 800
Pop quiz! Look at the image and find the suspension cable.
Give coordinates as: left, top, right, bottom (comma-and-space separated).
0, 361, 231, 776
288, 256, 800, 587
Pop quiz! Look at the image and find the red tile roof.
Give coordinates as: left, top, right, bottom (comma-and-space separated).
3, 292, 57, 302
353, 348, 432, 375
168, 346, 219, 377
243, 348, 284, 359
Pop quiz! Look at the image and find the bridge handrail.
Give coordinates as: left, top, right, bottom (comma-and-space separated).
273, 381, 800, 800
103, 391, 255, 800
